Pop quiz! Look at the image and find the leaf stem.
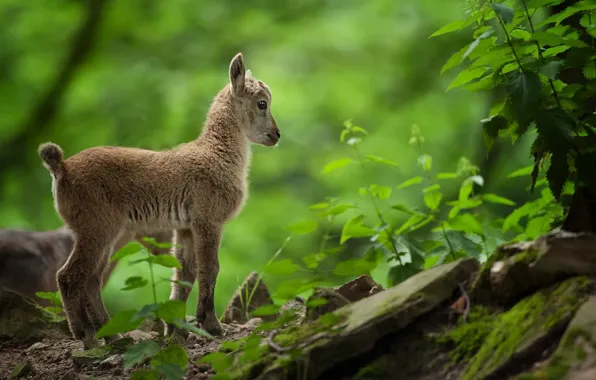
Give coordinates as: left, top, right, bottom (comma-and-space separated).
520, 0, 562, 108
442, 226, 458, 261
351, 142, 402, 265
491, 1, 524, 72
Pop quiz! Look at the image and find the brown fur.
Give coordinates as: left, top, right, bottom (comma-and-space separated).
38, 53, 279, 348
0, 226, 172, 306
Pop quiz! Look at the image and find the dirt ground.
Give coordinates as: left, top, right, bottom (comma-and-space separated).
0, 324, 254, 380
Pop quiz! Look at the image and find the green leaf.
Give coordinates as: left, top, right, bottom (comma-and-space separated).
531, 32, 588, 48
584, 61, 596, 80
308, 202, 330, 210
546, 152, 569, 200
430, 19, 472, 38
321, 158, 354, 174
172, 319, 212, 338
198, 352, 234, 373
130, 370, 159, 380
154, 363, 185, 380
369, 184, 392, 200
150, 344, 188, 376
306, 298, 329, 308
333, 258, 376, 276
318, 203, 357, 217
387, 262, 423, 287
285, 220, 318, 235
131, 255, 182, 269
251, 304, 281, 317
534, 108, 576, 154
491, 3, 514, 24
423, 185, 443, 211
96, 309, 142, 338
540, 60, 565, 79
436, 172, 458, 179
508, 165, 534, 178
391, 203, 419, 215
366, 155, 398, 167
482, 193, 516, 206
397, 176, 423, 189
539, 1, 596, 26
340, 214, 377, 244
121, 276, 148, 291
506, 71, 542, 128
542, 45, 571, 58
124, 340, 161, 369
396, 213, 426, 235
446, 67, 488, 91
418, 154, 433, 172
510, 29, 531, 41
446, 214, 484, 236
264, 258, 301, 275
156, 300, 186, 324
111, 242, 144, 262
481, 115, 508, 153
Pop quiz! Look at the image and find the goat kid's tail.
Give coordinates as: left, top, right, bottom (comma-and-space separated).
38, 142, 65, 179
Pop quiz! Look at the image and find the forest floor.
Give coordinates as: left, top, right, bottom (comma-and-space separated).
0, 325, 253, 380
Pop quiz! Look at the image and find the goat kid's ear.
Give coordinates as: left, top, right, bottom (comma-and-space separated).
229, 52, 246, 95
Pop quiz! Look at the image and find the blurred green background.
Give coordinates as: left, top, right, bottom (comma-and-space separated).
0, 0, 536, 316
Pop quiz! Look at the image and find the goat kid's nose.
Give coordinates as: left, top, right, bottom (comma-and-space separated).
274, 129, 281, 139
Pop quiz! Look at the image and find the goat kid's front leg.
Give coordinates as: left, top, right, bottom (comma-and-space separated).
165, 229, 196, 337
193, 221, 224, 336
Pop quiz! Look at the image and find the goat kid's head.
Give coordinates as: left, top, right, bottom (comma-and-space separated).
228, 53, 280, 147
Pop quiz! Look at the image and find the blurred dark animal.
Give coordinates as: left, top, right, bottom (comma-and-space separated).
0, 226, 172, 306
38, 52, 280, 348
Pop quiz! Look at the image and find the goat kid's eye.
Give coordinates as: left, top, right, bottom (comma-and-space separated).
257, 101, 267, 110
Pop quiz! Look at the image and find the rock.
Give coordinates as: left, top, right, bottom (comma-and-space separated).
279, 296, 306, 326
126, 329, 155, 342
221, 272, 275, 324
59, 370, 78, 380
306, 275, 383, 320
8, 361, 34, 379
25, 341, 49, 353
72, 337, 133, 366
460, 276, 590, 380
0, 289, 71, 342
245, 317, 264, 329
240, 258, 479, 379
472, 231, 596, 306
519, 295, 596, 379
100, 354, 123, 368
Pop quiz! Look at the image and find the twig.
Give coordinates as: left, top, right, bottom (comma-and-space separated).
458, 283, 471, 323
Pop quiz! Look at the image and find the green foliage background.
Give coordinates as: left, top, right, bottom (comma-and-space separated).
0, 0, 537, 316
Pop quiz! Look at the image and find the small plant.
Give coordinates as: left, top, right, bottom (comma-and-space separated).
431, 0, 596, 206
35, 291, 64, 315
95, 238, 211, 380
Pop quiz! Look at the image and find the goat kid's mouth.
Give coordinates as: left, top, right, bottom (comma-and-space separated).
265, 131, 280, 146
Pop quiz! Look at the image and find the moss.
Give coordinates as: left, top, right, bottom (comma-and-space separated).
461, 276, 589, 380
353, 357, 389, 379
437, 306, 498, 362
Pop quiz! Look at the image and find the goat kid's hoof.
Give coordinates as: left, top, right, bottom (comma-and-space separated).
201, 315, 224, 336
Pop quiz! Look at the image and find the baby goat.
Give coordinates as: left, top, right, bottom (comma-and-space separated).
38, 53, 280, 348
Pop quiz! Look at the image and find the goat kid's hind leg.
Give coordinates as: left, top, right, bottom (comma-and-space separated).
193, 221, 224, 336
165, 229, 196, 337
86, 242, 123, 344
57, 239, 101, 349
